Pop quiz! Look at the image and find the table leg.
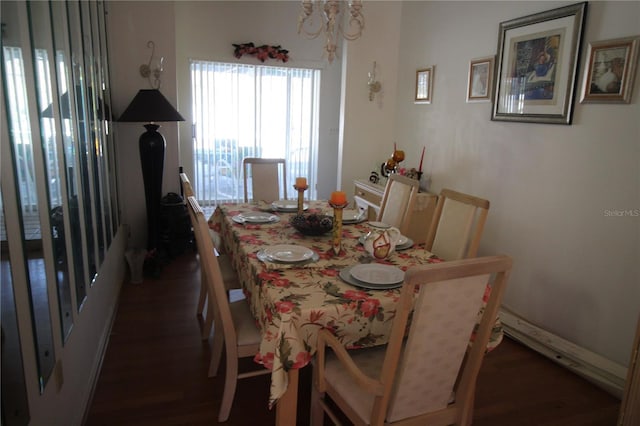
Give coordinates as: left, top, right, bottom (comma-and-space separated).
275, 369, 299, 426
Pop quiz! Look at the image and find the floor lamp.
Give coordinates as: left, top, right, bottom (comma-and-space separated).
118, 89, 184, 251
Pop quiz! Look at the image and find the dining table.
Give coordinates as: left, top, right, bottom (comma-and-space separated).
208, 200, 503, 426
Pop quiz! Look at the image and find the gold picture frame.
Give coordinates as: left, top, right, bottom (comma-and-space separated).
580, 35, 640, 104
467, 56, 494, 102
415, 67, 433, 103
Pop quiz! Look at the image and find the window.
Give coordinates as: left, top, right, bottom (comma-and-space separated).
190, 61, 320, 208
4, 46, 39, 213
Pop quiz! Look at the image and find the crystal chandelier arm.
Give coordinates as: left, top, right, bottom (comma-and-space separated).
323, 0, 339, 49
298, 0, 325, 39
340, 0, 364, 41
297, 0, 364, 63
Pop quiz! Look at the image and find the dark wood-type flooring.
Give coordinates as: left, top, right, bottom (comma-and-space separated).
85, 251, 621, 425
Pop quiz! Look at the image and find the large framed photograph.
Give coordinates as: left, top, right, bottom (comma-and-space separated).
491, 2, 587, 124
580, 36, 640, 104
415, 67, 433, 103
467, 56, 494, 102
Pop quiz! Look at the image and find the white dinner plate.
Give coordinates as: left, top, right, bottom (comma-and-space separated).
396, 238, 414, 250
339, 266, 403, 290
257, 249, 319, 265
232, 212, 279, 224
342, 209, 366, 224
262, 244, 315, 263
349, 264, 405, 285
271, 200, 309, 211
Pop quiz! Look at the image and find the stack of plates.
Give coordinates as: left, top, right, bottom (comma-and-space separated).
340, 209, 367, 224
232, 212, 280, 224
257, 244, 319, 264
339, 264, 405, 290
272, 200, 309, 212
357, 234, 414, 250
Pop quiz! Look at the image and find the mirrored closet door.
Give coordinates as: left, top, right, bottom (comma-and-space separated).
1, 0, 119, 414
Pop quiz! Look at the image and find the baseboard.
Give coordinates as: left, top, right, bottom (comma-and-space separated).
78, 226, 128, 425
80, 286, 122, 424
500, 307, 627, 398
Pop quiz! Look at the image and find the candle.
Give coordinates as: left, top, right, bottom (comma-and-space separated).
418, 146, 425, 172
330, 191, 347, 205
295, 177, 307, 188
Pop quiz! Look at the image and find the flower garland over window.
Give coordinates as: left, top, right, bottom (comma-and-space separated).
233, 42, 289, 63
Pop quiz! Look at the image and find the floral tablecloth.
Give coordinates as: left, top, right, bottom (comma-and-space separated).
208, 201, 502, 408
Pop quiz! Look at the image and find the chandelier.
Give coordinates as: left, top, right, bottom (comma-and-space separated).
297, 0, 365, 63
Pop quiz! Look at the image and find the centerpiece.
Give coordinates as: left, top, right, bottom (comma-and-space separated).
290, 213, 333, 236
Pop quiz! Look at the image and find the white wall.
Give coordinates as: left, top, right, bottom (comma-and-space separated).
392, 1, 640, 366
339, 1, 404, 192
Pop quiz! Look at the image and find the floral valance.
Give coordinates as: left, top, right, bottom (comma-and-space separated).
233, 42, 289, 63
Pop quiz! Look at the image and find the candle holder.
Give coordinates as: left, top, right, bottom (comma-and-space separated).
293, 184, 308, 214
328, 201, 348, 255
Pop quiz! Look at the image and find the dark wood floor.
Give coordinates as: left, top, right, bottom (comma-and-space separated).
85, 251, 621, 425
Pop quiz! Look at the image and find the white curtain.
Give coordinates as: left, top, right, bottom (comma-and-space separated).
190, 60, 320, 209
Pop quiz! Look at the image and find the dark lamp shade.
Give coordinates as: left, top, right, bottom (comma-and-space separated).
117, 89, 185, 123
43, 87, 111, 120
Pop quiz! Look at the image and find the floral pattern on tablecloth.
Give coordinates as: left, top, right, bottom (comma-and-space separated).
208, 201, 503, 408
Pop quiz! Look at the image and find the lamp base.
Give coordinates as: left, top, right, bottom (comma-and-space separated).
140, 123, 165, 251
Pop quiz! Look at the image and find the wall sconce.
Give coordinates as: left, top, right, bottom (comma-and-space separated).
139, 41, 164, 89
368, 61, 381, 101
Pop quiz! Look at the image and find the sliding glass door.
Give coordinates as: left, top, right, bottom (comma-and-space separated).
190, 61, 320, 208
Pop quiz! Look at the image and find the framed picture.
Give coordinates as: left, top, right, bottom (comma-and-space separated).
580, 36, 640, 104
491, 2, 587, 124
415, 67, 433, 103
467, 56, 494, 102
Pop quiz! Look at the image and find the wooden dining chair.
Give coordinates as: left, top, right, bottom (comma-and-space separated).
310, 255, 512, 426
425, 188, 490, 260
184, 192, 239, 341
188, 196, 270, 422
180, 171, 194, 198
377, 174, 420, 236
242, 157, 287, 203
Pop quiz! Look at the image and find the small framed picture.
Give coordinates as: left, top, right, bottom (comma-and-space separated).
580, 35, 640, 104
467, 56, 494, 102
415, 67, 434, 103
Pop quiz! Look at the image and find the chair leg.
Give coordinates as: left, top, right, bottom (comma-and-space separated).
196, 272, 207, 316
459, 382, 476, 426
201, 298, 214, 341
310, 380, 325, 426
208, 325, 224, 378
218, 354, 239, 422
